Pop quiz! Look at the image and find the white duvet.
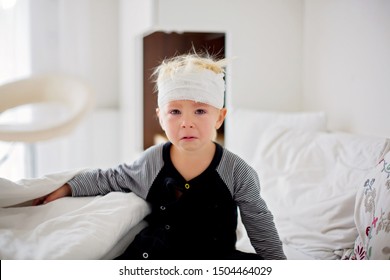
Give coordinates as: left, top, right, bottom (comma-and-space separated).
0, 170, 151, 259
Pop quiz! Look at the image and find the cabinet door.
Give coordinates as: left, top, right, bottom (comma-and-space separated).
143, 31, 225, 149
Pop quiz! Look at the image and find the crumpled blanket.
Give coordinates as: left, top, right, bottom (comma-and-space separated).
0, 170, 151, 259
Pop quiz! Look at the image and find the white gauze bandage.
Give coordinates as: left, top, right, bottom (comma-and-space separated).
157, 69, 225, 109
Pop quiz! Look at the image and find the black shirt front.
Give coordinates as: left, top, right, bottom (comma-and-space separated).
124, 142, 237, 259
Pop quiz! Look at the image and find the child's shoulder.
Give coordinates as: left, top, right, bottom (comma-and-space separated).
221, 146, 250, 164
220, 146, 257, 173
218, 147, 260, 191
144, 142, 166, 154
133, 142, 165, 164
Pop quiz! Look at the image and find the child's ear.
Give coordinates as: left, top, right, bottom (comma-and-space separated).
156, 108, 165, 130
215, 108, 227, 129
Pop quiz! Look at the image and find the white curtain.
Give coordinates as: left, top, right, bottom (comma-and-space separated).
0, 0, 30, 84
0, 0, 31, 180
1, 0, 121, 180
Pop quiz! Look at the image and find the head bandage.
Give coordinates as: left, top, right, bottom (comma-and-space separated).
157, 69, 225, 109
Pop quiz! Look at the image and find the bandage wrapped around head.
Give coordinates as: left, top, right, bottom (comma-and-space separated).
156, 56, 226, 109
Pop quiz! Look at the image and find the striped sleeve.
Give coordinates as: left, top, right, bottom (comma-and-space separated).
68, 144, 164, 200
217, 149, 286, 260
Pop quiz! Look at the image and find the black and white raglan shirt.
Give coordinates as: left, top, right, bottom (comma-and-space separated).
68, 142, 286, 260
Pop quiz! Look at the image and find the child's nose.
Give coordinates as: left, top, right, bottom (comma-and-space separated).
181, 116, 194, 128
181, 121, 194, 128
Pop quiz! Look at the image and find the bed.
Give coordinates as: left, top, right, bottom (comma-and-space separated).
229, 108, 390, 260
1, 108, 390, 259
0, 170, 151, 259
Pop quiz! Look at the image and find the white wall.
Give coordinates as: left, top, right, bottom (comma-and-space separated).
35, 109, 121, 176
27, 0, 304, 172
119, 0, 303, 158
28, 0, 121, 176
156, 0, 303, 112
118, 0, 155, 162
302, 0, 390, 137
19, 0, 390, 176
30, 0, 119, 109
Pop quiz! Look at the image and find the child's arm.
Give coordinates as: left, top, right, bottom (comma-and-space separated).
32, 183, 71, 205
34, 144, 164, 205
234, 162, 286, 260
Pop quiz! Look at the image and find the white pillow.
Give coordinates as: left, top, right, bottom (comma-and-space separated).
352, 149, 390, 259
249, 127, 389, 259
226, 109, 326, 163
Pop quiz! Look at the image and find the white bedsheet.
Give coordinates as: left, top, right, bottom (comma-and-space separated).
0, 170, 151, 259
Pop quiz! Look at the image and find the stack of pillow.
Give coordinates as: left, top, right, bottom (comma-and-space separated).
228, 108, 390, 259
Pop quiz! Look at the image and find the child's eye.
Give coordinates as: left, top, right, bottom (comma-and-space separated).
195, 109, 206, 114
169, 109, 181, 115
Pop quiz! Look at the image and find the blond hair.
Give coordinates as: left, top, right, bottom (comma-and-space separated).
152, 53, 227, 90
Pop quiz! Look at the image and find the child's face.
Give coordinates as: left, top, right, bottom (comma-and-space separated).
156, 100, 227, 152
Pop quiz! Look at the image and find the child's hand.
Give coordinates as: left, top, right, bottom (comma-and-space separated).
32, 184, 72, 206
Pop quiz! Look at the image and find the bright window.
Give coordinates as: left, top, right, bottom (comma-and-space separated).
0, 0, 31, 180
